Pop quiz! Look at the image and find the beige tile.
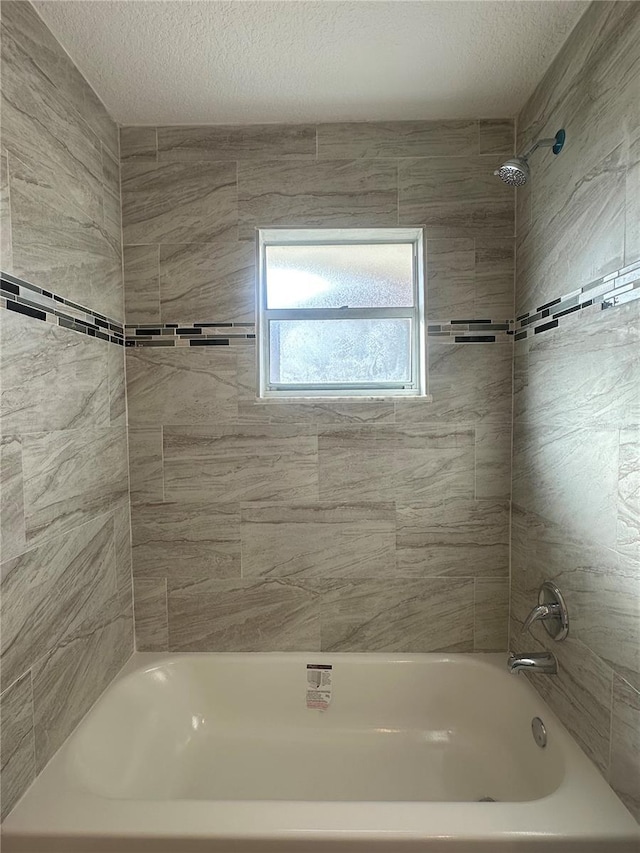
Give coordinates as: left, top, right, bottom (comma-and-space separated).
399, 156, 514, 237
22, 426, 128, 548
126, 347, 238, 427
121, 160, 237, 244
317, 425, 396, 501
113, 500, 132, 593
475, 422, 512, 500
426, 238, 475, 319
0, 434, 25, 563
396, 500, 509, 577
157, 124, 316, 161
478, 120, 514, 157
626, 136, 640, 265
1, 514, 117, 692
168, 578, 319, 652
159, 240, 255, 323
128, 427, 164, 504
1, 150, 12, 271
32, 587, 133, 772
317, 121, 478, 159
318, 578, 474, 652
618, 428, 640, 562
123, 245, 160, 324
132, 501, 240, 579
609, 675, 640, 821
163, 424, 318, 503
395, 342, 512, 426
237, 159, 398, 239
133, 578, 168, 652
108, 344, 126, 427
241, 502, 396, 579
1, 301, 110, 435
393, 425, 475, 502
120, 126, 157, 162
474, 238, 514, 319
474, 578, 509, 651
0, 672, 35, 822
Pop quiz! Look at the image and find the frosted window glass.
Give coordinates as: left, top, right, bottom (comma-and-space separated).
265, 244, 414, 309
269, 319, 411, 385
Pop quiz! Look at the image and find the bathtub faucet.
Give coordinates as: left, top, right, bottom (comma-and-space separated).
507, 652, 557, 675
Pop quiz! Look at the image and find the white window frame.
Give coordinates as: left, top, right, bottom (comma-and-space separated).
256, 227, 427, 399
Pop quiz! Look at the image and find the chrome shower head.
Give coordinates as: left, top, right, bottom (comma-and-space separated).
495, 157, 530, 186
494, 129, 566, 187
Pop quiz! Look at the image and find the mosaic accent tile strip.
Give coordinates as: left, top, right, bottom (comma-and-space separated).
514, 258, 640, 340
0, 272, 124, 345
124, 323, 256, 347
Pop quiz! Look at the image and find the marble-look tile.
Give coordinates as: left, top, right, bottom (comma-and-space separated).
618, 429, 640, 562
317, 121, 478, 159
123, 244, 160, 324
478, 120, 514, 157
113, 501, 132, 593
0, 310, 109, 435
1, 150, 12, 271
21, 426, 128, 548
8, 155, 123, 321
103, 185, 122, 249
32, 587, 132, 772
512, 422, 620, 550
626, 136, 640, 265
0, 672, 35, 822
237, 159, 398, 240
121, 160, 237, 244
168, 578, 319, 652
108, 344, 126, 428
317, 578, 474, 652
133, 578, 168, 652
128, 428, 164, 504
163, 424, 318, 503
425, 238, 475, 318
157, 124, 316, 161
515, 301, 640, 430
474, 578, 509, 651
393, 425, 475, 501
102, 144, 120, 196
475, 423, 512, 500
474, 238, 514, 319
241, 502, 396, 579
132, 501, 240, 579
1, 514, 117, 692
0, 434, 25, 563
126, 347, 238, 427
609, 675, 640, 822
395, 500, 509, 577
317, 425, 395, 501
120, 126, 157, 162
398, 156, 514, 237
395, 342, 512, 426
159, 240, 255, 323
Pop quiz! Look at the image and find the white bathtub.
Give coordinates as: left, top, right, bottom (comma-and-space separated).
3, 652, 638, 852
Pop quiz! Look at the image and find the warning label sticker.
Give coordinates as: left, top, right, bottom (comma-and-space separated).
306, 663, 332, 711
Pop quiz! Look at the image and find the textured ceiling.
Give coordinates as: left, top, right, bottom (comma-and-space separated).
34, 0, 588, 125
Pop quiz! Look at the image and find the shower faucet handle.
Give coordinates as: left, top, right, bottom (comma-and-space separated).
520, 581, 569, 642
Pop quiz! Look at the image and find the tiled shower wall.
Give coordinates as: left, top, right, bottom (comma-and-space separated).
510, 0, 640, 821
0, 1, 133, 820
121, 120, 516, 654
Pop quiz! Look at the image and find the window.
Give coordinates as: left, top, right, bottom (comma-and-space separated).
256, 228, 426, 398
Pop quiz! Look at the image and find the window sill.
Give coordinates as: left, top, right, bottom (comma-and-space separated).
254, 394, 434, 404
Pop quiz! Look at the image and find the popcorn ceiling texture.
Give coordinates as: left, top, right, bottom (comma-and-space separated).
34, 0, 587, 125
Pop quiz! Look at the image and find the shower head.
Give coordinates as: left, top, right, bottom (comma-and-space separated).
494, 129, 565, 186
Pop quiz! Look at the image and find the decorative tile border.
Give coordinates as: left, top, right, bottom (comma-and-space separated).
514, 258, 640, 341
0, 272, 124, 345
124, 323, 256, 347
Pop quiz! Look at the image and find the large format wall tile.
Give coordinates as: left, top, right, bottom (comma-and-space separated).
0, 434, 25, 563
132, 501, 240, 579
241, 502, 396, 579
395, 500, 509, 577
122, 160, 237, 244
126, 347, 238, 426
22, 426, 128, 548
164, 424, 318, 502
133, 578, 168, 652
0, 672, 35, 822
316, 121, 478, 160
1, 150, 13, 269
399, 156, 514, 237
157, 125, 316, 161
318, 578, 474, 653
474, 578, 509, 651
0, 513, 117, 691
123, 245, 160, 324
610, 676, 640, 821
168, 578, 320, 652
238, 159, 398, 239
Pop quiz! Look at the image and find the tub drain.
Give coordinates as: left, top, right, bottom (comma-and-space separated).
478, 796, 496, 802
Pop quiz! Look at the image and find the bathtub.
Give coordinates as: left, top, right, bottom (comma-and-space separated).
2, 652, 638, 852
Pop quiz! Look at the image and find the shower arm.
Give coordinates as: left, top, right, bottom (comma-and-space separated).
519, 137, 558, 159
